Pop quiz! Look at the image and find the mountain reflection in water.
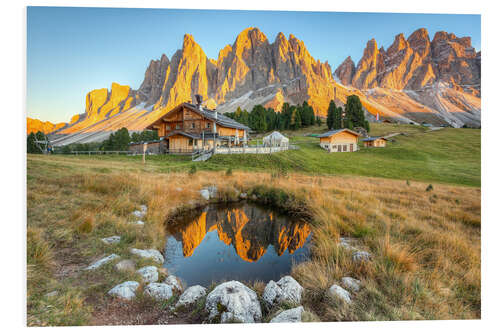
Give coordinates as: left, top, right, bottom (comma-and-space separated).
164, 203, 312, 286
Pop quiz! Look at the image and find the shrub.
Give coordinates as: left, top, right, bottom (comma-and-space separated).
189, 165, 197, 175
226, 168, 233, 176
426, 184, 433, 192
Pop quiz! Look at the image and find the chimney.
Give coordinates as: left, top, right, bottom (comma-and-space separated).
195, 94, 203, 110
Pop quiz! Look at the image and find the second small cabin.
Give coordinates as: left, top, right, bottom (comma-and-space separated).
318, 129, 361, 152
362, 137, 388, 148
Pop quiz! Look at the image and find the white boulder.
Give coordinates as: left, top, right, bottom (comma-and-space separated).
199, 189, 210, 200
132, 210, 145, 218
140, 204, 147, 213
144, 283, 173, 301
270, 306, 304, 323
115, 259, 136, 272
101, 236, 121, 245
205, 281, 262, 323
352, 251, 372, 262
130, 248, 164, 264
136, 266, 159, 283
341, 277, 361, 292
85, 254, 120, 270
262, 276, 303, 308
108, 281, 140, 300
327, 284, 352, 304
176, 285, 207, 308
164, 275, 183, 293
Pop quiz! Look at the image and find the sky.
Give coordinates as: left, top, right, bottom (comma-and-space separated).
27, 7, 481, 123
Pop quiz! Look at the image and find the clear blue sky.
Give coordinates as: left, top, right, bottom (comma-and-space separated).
27, 7, 480, 123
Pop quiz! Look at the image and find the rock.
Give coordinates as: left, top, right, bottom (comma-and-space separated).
132, 210, 145, 218
140, 204, 147, 212
135, 220, 145, 226
251, 194, 258, 201
164, 275, 183, 293
339, 237, 357, 251
341, 277, 361, 292
270, 306, 304, 323
206, 185, 217, 198
144, 283, 173, 300
136, 266, 159, 283
84, 254, 119, 270
205, 281, 262, 323
327, 284, 352, 304
101, 236, 121, 245
239, 192, 248, 199
199, 189, 210, 200
115, 259, 136, 272
262, 275, 303, 308
352, 251, 372, 262
176, 285, 207, 308
130, 248, 164, 264
108, 281, 140, 300
45, 291, 59, 298
334, 56, 356, 86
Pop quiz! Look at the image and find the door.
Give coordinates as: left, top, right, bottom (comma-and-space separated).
350, 144, 353, 152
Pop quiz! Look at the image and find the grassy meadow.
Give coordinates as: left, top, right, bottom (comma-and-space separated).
27, 123, 481, 325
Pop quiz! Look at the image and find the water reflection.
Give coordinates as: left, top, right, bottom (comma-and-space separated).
164, 203, 311, 286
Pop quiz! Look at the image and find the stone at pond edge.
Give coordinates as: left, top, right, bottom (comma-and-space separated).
144, 283, 173, 300
327, 284, 352, 304
352, 251, 372, 262
199, 189, 210, 200
262, 275, 303, 308
205, 281, 262, 323
239, 192, 248, 199
164, 275, 183, 293
176, 285, 207, 308
341, 277, 361, 292
101, 236, 121, 245
115, 259, 136, 272
130, 248, 164, 264
136, 266, 159, 283
270, 306, 304, 323
85, 254, 120, 270
132, 210, 145, 218
108, 281, 140, 300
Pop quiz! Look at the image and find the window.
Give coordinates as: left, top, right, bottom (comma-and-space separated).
194, 139, 198, 146
175, 124, 180, 129
343, 145, 347, 152
166, 124, 171, 130
189, 139, 193, 146
206, 123, 211, 129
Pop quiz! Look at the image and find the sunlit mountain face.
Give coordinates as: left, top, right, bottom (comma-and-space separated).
164, 203, 312, 286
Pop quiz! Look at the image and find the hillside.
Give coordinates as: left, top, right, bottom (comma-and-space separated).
36, 27, 480, 145
26, 128, 480, 324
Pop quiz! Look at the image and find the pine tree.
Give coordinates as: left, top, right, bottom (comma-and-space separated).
345, 95, 368, 130
326, 100, 336, 129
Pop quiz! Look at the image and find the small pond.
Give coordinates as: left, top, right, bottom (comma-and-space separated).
163, 203, 312, 286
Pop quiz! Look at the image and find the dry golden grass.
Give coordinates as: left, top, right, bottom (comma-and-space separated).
27, 154, 480, 324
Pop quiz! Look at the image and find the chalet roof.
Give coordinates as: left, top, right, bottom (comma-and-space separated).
317, 128, 361, 138
183, 103, 251, 131
362, 136, 388, 142
163, 130, 202, 140
145, 102, 250, 131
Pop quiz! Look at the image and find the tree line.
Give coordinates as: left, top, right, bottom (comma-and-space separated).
27, 129, 159, 154
225, 101, 323, 133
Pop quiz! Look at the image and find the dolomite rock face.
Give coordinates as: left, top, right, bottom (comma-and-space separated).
341, 28, 480, 95
46, 26, 481, 144
334, 56, 356, 86
205, 281, 262, 323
